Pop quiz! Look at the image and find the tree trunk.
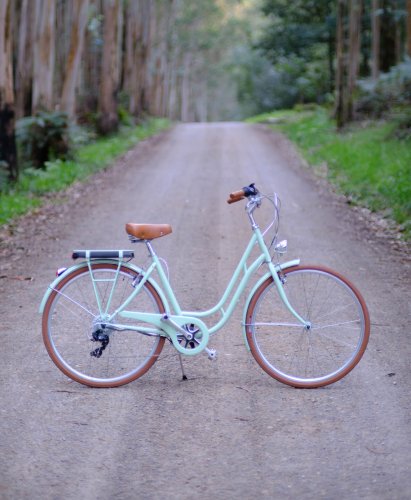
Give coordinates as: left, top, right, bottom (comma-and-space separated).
79, 0, 103, 118
407, 0, 411, 57
144, 1, 157, 115
158, 0, 175, 117
123, 0, 150, 116
380, 0, 397, 72
0, 0, 18, 182
32, 0, 56, 113
123, 1, 138, 115
327, 25, 335, 93
371, 0, 381, 80
139, 0, 151, 114
335, 0, 349, 129
61, 0, 89, 119
195, 75, 208, 122
348, 0, 362, 88
165, 0, 178, 119
15, 0, 33, 119
98, 0, 122, 135
347, 0, 362, 120
115, 0, 124, 90
334, 0, 364, 127
181, 52, 192, 122
394, 5, 401, 64
150, 1, 168, 117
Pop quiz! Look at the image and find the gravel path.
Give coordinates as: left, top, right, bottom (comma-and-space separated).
1, 123, 410, 499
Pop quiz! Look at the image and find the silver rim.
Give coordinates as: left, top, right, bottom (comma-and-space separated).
46, 266, 163, 385
250, 268, 367, 385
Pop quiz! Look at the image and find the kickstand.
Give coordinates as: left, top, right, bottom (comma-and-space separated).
178, 354, 188, 381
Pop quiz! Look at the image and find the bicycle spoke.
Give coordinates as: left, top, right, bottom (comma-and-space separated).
50, 287, 96, 318
312, 319, 361, 331
43, 264, 165, 387
247, 266, 369, 387
248, 322, 304, 329
312, 302, 358, 322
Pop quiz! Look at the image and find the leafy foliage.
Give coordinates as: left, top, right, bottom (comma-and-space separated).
0, 118, 170, 225
253, 0, 335, 110
356, 60, 411, 120
259, 0, 335, 57
250, 107, 411, 238
16, 111, 71, 169
252, 0, 409, 120
391, 109, 411, 140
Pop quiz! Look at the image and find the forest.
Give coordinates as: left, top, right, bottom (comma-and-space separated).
0, 0, 410, 232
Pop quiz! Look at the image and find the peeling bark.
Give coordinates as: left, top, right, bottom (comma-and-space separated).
15, 0, 33, 118
98, 0, 122, 135
61, 0, 89, 119
32, 0, 56, 113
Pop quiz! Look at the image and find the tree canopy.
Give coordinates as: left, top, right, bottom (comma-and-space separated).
1, 0, 410, 183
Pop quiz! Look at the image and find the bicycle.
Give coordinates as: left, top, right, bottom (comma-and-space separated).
40, 184, 370, 389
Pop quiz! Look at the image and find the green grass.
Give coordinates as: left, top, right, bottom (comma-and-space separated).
248, 107, 411, 238
0, 118, 170, 225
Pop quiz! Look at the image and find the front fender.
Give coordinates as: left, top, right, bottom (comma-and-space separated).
241, 259, 300, 352
39, 260, 168, 313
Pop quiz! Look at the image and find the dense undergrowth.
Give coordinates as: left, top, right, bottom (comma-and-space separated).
0, 118, 170, 226
247, 107, 411, 239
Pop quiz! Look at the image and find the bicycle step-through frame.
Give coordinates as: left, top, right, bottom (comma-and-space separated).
40, 212, 304, 357
40, 184, 370, 388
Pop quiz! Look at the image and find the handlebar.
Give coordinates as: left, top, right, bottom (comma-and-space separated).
227, 183, 259, 204
227, 184, 281, 242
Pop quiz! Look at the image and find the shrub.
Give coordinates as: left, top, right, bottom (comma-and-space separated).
16, 111, 71, 169
356, 60, 411, 120
390, 109, 411, 140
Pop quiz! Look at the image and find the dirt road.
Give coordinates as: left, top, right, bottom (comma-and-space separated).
1, 123, 410, 499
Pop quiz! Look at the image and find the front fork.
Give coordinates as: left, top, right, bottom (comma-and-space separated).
267, 261, 309, 327
241, 259, 308, 352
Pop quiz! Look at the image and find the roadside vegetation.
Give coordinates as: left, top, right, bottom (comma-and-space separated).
0, 118, 170, 225
1, 1, 410, 241
247, 106, 411, 239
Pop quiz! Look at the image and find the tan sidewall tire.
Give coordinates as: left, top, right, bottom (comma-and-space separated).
42, 263, 166, 388
245, 265, 370, 388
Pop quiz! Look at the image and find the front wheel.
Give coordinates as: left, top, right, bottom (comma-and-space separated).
246, 265, 370, 388
42, 263, 166, 387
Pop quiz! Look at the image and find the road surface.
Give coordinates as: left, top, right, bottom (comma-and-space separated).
1, 123, 410, 499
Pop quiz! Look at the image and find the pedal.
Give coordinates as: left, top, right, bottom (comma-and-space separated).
206, 347, 217, 361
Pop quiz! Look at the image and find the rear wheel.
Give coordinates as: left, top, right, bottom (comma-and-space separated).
246, 265, 370, 388
42, 263, 166, 387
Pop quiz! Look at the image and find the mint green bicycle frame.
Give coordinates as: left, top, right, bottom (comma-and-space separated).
40, 221, 307, 358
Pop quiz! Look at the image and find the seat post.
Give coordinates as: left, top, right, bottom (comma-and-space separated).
146, 241, 157, 258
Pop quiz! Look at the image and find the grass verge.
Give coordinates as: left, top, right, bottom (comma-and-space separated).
0, 118, 170, 225
247, 107, 411, 239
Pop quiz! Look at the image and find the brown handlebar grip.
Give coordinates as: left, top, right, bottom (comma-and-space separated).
227, 190, 245, 204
